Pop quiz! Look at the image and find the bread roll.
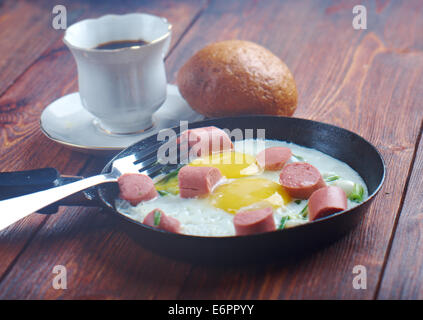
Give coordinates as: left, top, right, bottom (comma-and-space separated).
176, 40, 297, 117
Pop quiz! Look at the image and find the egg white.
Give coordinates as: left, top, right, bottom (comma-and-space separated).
116, 139, 368, 237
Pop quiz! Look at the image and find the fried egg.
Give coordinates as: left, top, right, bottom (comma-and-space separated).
116, 139, 368, 237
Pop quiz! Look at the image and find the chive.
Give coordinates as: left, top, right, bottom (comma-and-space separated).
300, 204, 308, 218
325, 175, 340, 182
294, 200, 302, 205
348, 183, 364, 203
292, 154, 305, 161
153, 210, 161, 226
278, 216, 289, 230
162, 167, 181, 182
157, 190, 169, 196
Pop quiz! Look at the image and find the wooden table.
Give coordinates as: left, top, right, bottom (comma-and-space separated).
0, 0, 422, 300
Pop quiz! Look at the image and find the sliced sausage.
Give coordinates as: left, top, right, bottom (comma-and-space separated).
118, 173, 158, 206
178, 166, 223, 198
179, 126, 233, 157
233, 207, 276, 236
256, 147, 292, 171
308, 186, 348, 221
143, 208, 181, 233
279, 162, 326, 199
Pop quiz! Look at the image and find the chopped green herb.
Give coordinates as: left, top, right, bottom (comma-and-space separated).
348, 183, 364, 203
157, 190, 169, 196
292, 154, 305, 161
161, 167, 181, 183
325, 175, 340, 182
153, 210, 161, 226
294, 200, 302, 205
300, 204, 308, 218
155, 167, 182, 195
278, 216, 289, 230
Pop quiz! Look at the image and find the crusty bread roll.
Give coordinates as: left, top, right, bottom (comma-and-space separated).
176, 40, 297, 117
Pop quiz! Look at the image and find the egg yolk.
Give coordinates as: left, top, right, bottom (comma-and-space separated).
155, 174, 179, 195
209, 177, 291, 214
155, 151, 257, 194
189, 151, 258, 178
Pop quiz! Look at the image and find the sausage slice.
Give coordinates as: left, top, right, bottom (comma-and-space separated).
233, 207, 276, 236
308, 186, 348, 221
256, 147, 292, 171
279, 162, 326, 199
143, 208, 181, 233
118, 173, 158, 206
179, 126, 233, 157
178, 166, 223, 198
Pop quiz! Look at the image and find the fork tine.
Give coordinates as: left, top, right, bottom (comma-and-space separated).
132, 143, 178, 170
147, 163, 182, 180
120, 131, 195, 181
151, 151, 192, 178
133, 156, 157, 172
131, 144, 163, 164
139, 142, 191, 179
132, 138, 176, 164
151, 170, 176, 183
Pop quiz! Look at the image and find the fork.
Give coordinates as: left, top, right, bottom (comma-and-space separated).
0, 138, 186, 231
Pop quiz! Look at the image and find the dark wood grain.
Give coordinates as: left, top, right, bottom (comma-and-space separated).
164, 0, 423, 299
377, 131, 423, 299
0, 0, 422, 299
0, 0, 117, 96
0, 35, 91, 279
0, 0, 207, 296
0, 194, 194, 299
0, 0, 207, 97
0, 0, 61, 96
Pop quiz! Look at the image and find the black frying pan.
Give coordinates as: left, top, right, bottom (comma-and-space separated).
1, 116, 385, 264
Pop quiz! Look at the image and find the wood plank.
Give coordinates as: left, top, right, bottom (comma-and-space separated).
0, 37, 93, 280
0, 158, 194, 299
0, 0, 116, 96
163, 0, 423, 299
0, 0, 422, 299
0, 0, 60, 95
0, 0, 207, 294
377, 131, 423, 299
0, 0, 206, 96
174, 51, 423, 300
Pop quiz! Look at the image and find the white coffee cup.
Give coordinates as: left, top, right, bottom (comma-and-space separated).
64, 13, 172, 134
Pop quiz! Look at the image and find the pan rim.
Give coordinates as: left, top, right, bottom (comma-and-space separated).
100, 115, 386, 240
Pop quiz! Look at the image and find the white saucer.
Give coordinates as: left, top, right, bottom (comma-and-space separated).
40, 84, 205, 156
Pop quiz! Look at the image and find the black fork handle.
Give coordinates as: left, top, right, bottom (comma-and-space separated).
0, 168, 102, 214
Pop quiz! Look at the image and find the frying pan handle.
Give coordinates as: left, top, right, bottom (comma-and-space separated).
0, 168, 103, 213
